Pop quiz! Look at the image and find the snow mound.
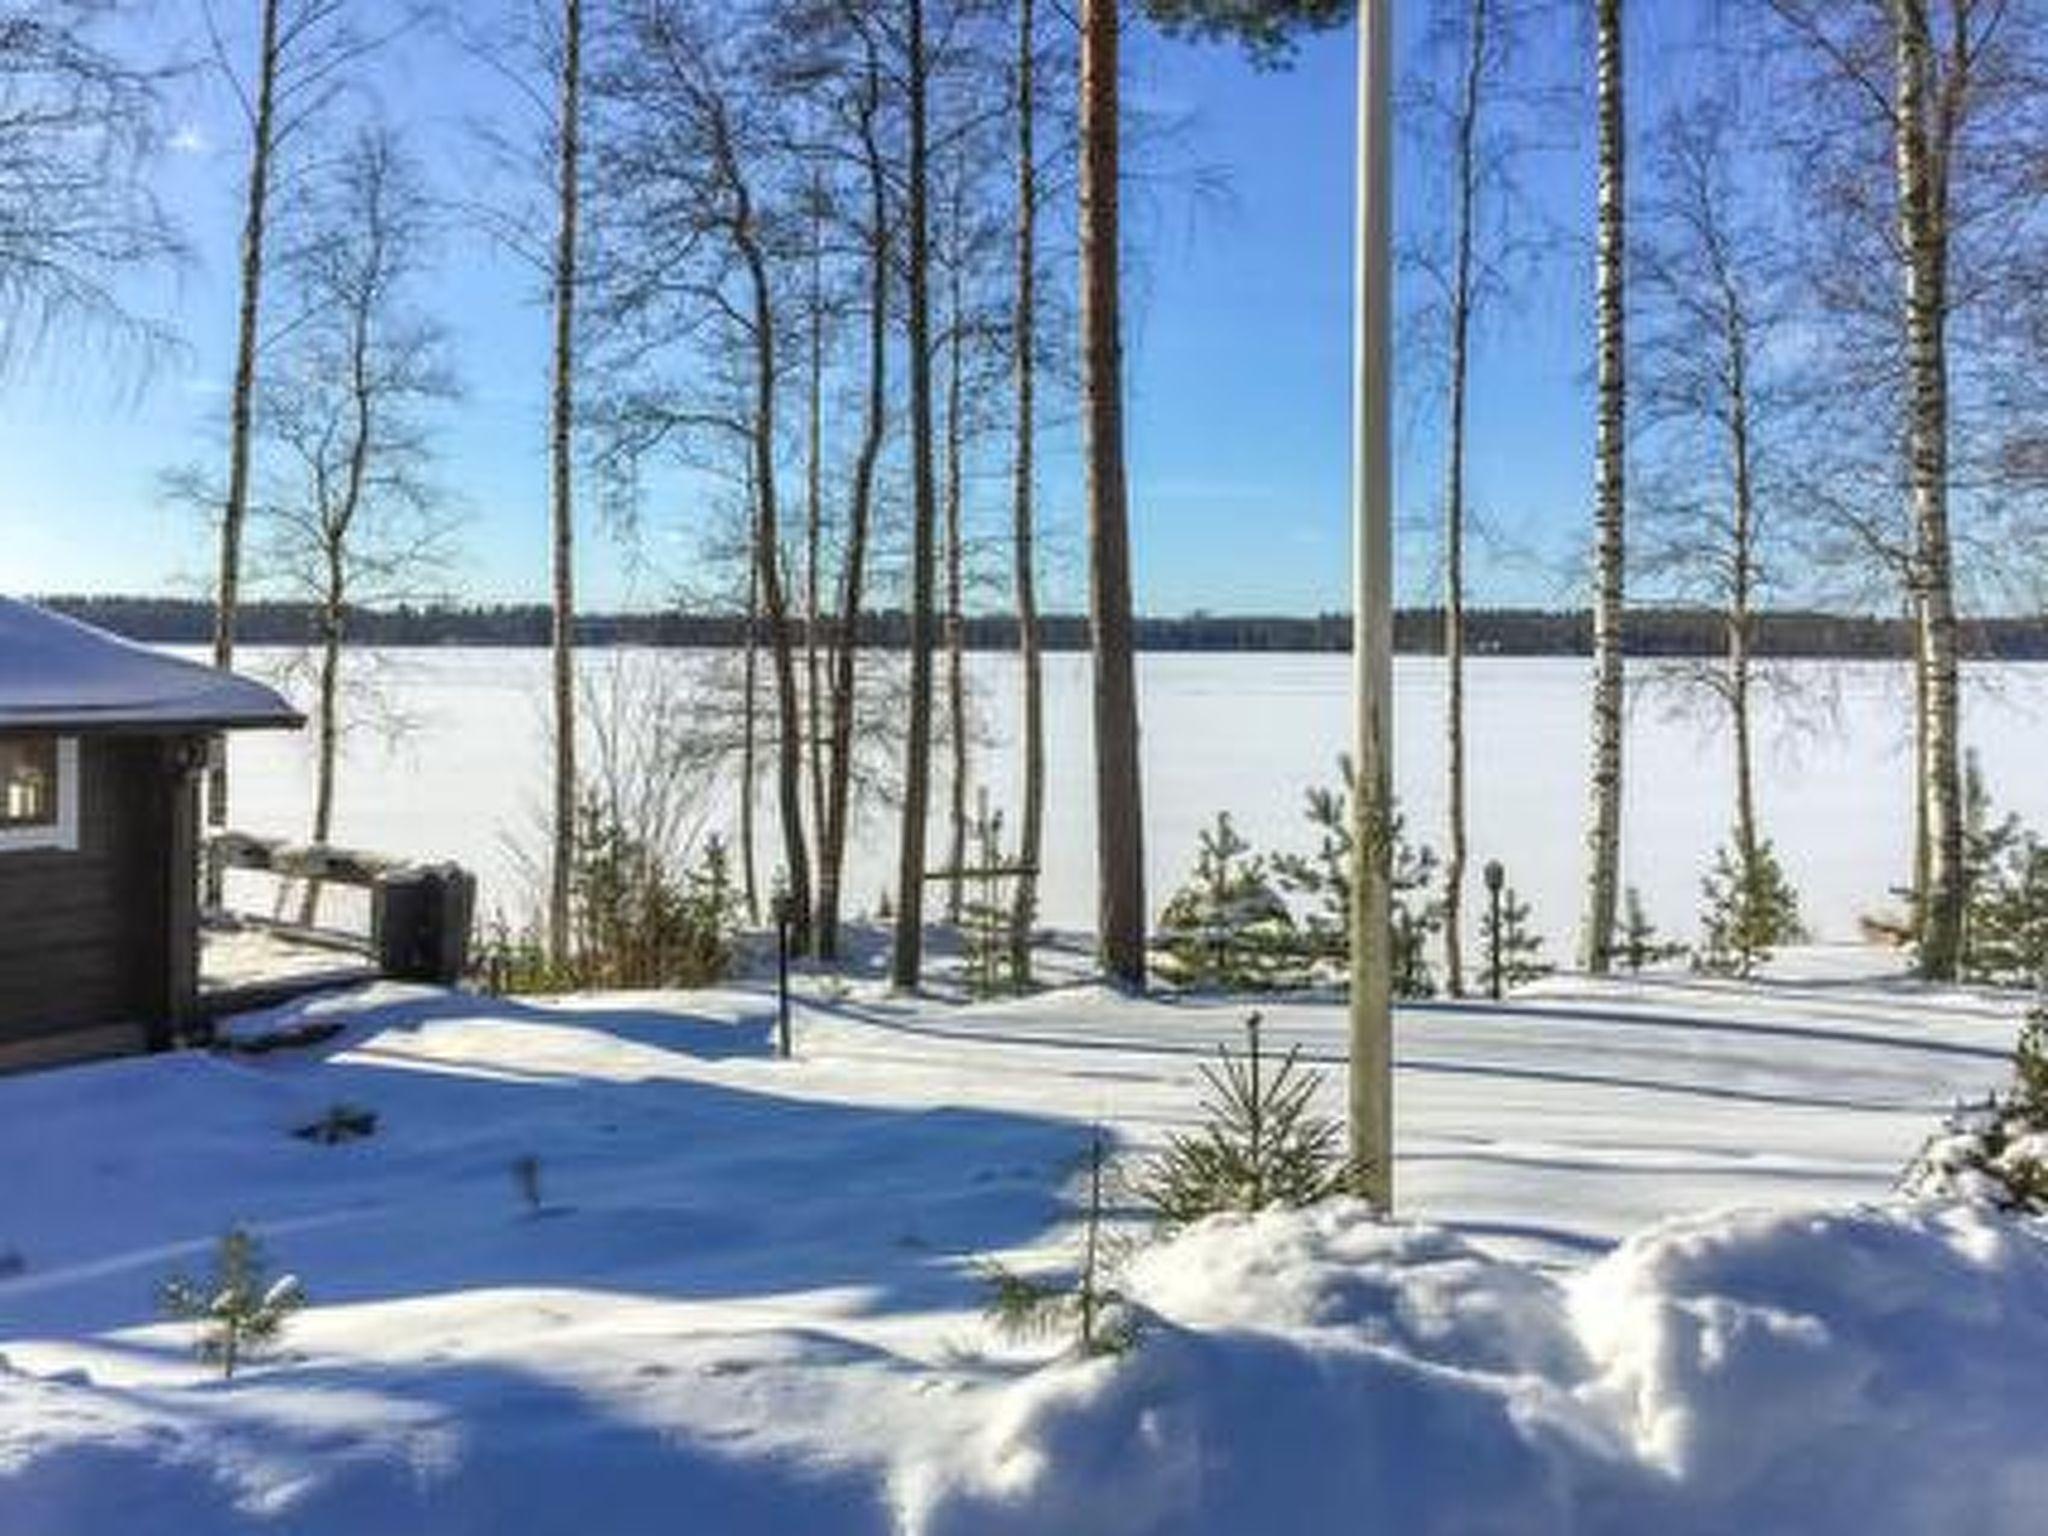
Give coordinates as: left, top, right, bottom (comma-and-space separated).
214, 982, 778, 1063
900, 1199, 2048, 1535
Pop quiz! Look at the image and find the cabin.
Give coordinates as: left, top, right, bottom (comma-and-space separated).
0, 599, 301, 1071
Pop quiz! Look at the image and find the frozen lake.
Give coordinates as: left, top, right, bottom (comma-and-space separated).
209, 647, 2048, 954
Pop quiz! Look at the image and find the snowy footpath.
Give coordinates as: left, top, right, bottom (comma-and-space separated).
1, 949, 2042, 1534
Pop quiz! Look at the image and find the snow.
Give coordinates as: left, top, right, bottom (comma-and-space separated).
904, 1200, 2048, 1535
0, 601, 298, 730
0, 948, 2038, 1533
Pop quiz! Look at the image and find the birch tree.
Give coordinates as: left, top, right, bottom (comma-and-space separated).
592, 0, 814, 952
890, 0, 939, 988
1636, 97, 1796, 903
254, 129, 458, 916
546, 0, 583, 968
202, 0, 403, 827
1404, 0, 1523, 995
1766, 0, 2048, 977
1007, 0, 1046, 981
1579, 0, 1626, 973
814, 9, 892, 961
0, 2, 179, 371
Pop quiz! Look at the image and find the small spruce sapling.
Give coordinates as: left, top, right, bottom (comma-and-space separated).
1902, 1003, 2048, 1211
981, 1127, 1133, 1358
1139, 1012, 1353, 1225
1270, 757, 1440, 995
1953, 760, 2048, 987
159, 1226, 305, 1379
1156, 812, 1299, 990
1968, 837, 2048, 989
1619, 887, 1685, 973
1697, 838, 1806, 978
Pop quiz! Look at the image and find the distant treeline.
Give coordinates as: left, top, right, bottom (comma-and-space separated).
38, 594, 2048, 660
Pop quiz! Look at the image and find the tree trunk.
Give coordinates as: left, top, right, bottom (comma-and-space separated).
301, 250, 377, 930
727, 131, 812, 954
817, 51, 888, 962
1008, 0, 1045, 987
1725, 297, 1759, 873
740, 558, 761, 926
1893, 0, 1963, 979
1580, 0, 1626, 974
805, 172, 828, 906
211, 0, 282, 830
547, 0, 582, 968
944, 211, 968, 927
1441, 0, 1487, 998
1081, 0, 1146, 987
891, 0, 939, 990
303, 574, 344, 928
1911, 592, 1930, 928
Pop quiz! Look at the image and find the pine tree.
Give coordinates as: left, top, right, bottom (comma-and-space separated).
1138, 1012, 1353, 1225
1269, 757, 1439, 996
1697, 837, 1806, 978
1157, 812, 1298, 989
1957, 759, 2048, 987
1477, 875, 1551, 997
1902, 1004, 2048, 1212
159, 1226, 305, 1379
1619, 886, 1684, 973
981, 1127, 1132, 1358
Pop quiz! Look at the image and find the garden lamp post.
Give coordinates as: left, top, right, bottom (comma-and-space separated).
1485, 859, 1506, 1001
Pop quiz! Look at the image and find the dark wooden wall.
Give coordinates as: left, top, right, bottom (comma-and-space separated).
0, 736, 192, 1065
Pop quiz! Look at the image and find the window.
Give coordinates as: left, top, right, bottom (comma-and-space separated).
0, 736, 79, 853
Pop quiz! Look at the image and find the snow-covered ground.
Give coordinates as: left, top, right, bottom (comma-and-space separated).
2, 945, 2039, 1533
203, 648, 2048, 947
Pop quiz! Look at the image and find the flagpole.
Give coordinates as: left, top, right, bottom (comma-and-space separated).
1350, 0, 1394, 1212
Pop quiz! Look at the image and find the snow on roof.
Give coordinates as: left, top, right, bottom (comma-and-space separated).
0, 598, 301, 732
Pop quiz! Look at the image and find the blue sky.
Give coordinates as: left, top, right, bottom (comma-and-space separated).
0, 3, 1665, 617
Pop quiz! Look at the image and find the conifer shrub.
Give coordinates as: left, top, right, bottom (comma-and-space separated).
479, 799, 739, 993
1269, 757, 1440, 997
1953, 759, 2048, 988
981, 1128, 1134, 1358
1967, 836, 2048, 989
1618, 886, 1686, 973
1902, 1004, 2048, 1212
1697, 837, 1805, 978
159, 1226, 306, 1379
1138, 1012, 1354, 1225
1156, 813, 1300, 990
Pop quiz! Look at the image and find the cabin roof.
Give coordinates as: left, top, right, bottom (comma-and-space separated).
0, 598, 302, 733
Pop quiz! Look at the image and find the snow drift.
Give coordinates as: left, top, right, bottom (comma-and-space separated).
900, 1199, 2048, 1536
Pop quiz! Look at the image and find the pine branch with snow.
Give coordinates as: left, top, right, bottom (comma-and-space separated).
1903, 1005, 2048, 1212
159, 1226, 306, 1379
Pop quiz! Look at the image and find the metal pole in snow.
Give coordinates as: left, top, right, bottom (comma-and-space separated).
774, 886, 792, 1059
1350, 0, 1395, 1213
1485, 859, 1505, 1002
